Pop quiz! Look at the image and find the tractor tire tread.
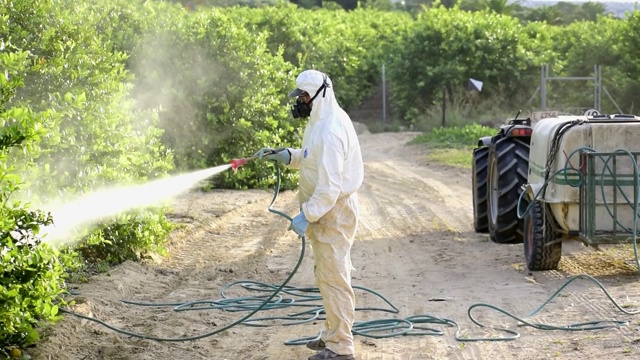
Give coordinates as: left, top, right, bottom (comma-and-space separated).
488, 137, 529, 244
524, 201, 561, 271
472, 147, 489, 233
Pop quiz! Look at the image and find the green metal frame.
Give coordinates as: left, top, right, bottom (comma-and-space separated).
579, 151, 640, 245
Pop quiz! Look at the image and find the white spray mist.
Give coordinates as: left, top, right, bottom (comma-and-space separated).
40, 164, 232, 247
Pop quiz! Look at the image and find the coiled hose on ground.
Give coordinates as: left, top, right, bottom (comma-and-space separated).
59, 164, 640, 346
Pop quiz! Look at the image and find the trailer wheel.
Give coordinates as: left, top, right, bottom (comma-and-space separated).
472, 147, 489, 232
487, 137, 529, 243
524, 200, 561, 271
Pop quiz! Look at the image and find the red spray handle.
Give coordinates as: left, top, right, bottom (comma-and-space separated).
231, 157, 249, 170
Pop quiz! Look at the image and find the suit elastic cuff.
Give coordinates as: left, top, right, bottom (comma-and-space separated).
301, 204, 316, 223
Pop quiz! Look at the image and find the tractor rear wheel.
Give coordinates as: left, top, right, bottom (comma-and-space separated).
487, 137, 529, 243
524, 200, 561, 270
472, 147, 489, 232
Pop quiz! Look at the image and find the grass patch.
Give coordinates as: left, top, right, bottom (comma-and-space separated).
411, 123, 496, 148
428, 148, 474, 168
411, 124, 496, 168
367, 120, 407, 133
407, 86, 528, 132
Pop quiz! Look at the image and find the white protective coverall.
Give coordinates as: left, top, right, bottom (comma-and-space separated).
285, 70, 364, 356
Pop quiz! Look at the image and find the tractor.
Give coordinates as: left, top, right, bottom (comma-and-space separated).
473, 111, 640, 271
472, 112, 533, 244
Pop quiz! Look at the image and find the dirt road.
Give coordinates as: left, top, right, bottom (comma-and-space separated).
31, 128, 640, 360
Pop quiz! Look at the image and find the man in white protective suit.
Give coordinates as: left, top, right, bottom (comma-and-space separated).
254, 69, 364, 360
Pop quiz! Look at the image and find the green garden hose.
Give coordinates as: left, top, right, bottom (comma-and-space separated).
461, 274, 638, 342
59, 163, 640, 346
60, 165, 304, 342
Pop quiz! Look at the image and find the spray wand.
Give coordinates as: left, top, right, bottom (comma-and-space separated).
230, 148, 283, 170
230, 156, 257, 170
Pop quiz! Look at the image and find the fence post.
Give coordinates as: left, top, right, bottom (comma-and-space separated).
382, 64, 386, 124
441, 85, 446, 127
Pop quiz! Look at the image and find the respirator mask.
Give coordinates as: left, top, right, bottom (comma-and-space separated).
290, 77, 329, 119
291, 97, 312, 119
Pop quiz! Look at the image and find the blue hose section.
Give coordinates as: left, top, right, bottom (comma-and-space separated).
57, 162, 640, 344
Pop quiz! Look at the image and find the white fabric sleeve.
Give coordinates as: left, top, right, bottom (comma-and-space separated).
286, 148, 303, 169
301, 134, 344, 222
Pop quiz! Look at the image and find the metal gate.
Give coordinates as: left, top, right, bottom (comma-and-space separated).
579, 150, 640, 245
526, 64, 623, 114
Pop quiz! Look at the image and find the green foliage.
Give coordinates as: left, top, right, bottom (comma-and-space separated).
7, 0, 174, 197
2, 0, 640, 351
553, 1, 611, 24
387, 7, 544, 124
435, 0, 458, 9
546, 17, 630, 114
480, 0, 520, 16
2, 0, 175, 264
410, 123, 496, 168
78, 210, 173, 264
427, 148, 474, 168
357, 0, 396, 11
461, 0, 613, 25
120, 4, 300, 189
0, 205, 78, 350
411, 123, 496, 148
2, 1, 176, 348
409, 85, 530, 132
616, 11, 640, 113
107, 3, 411, 189
223, 5, 411, 111
524, 5, 565, 25
171, 0, 278, 9
0, 37, 78, 350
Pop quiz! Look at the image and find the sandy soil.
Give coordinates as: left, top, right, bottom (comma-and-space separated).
29, 126, 640, 360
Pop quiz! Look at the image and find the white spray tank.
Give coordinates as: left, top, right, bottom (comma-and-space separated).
526, 114, 640, 237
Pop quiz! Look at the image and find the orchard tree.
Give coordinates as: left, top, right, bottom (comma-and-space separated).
357, 0, 396, 11
459, 0, 482, 11
397, 0, 435, 13
526, 5, 563, 25
480, 0, 520, 15
435, 0, 457, 9
579, 2, 609, 22
291, 0, 323, 9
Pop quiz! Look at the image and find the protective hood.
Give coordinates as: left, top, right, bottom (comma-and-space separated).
289, 70, 339, 123
285, 70, 364, 224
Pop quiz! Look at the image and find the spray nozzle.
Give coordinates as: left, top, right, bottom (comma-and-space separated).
231, 157, 255, 170
231, 150, 275, 170
231, 158, 247, 170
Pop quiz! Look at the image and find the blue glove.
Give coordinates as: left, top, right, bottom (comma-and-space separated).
253, 147, 291, 165
289, 212, 309, 237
